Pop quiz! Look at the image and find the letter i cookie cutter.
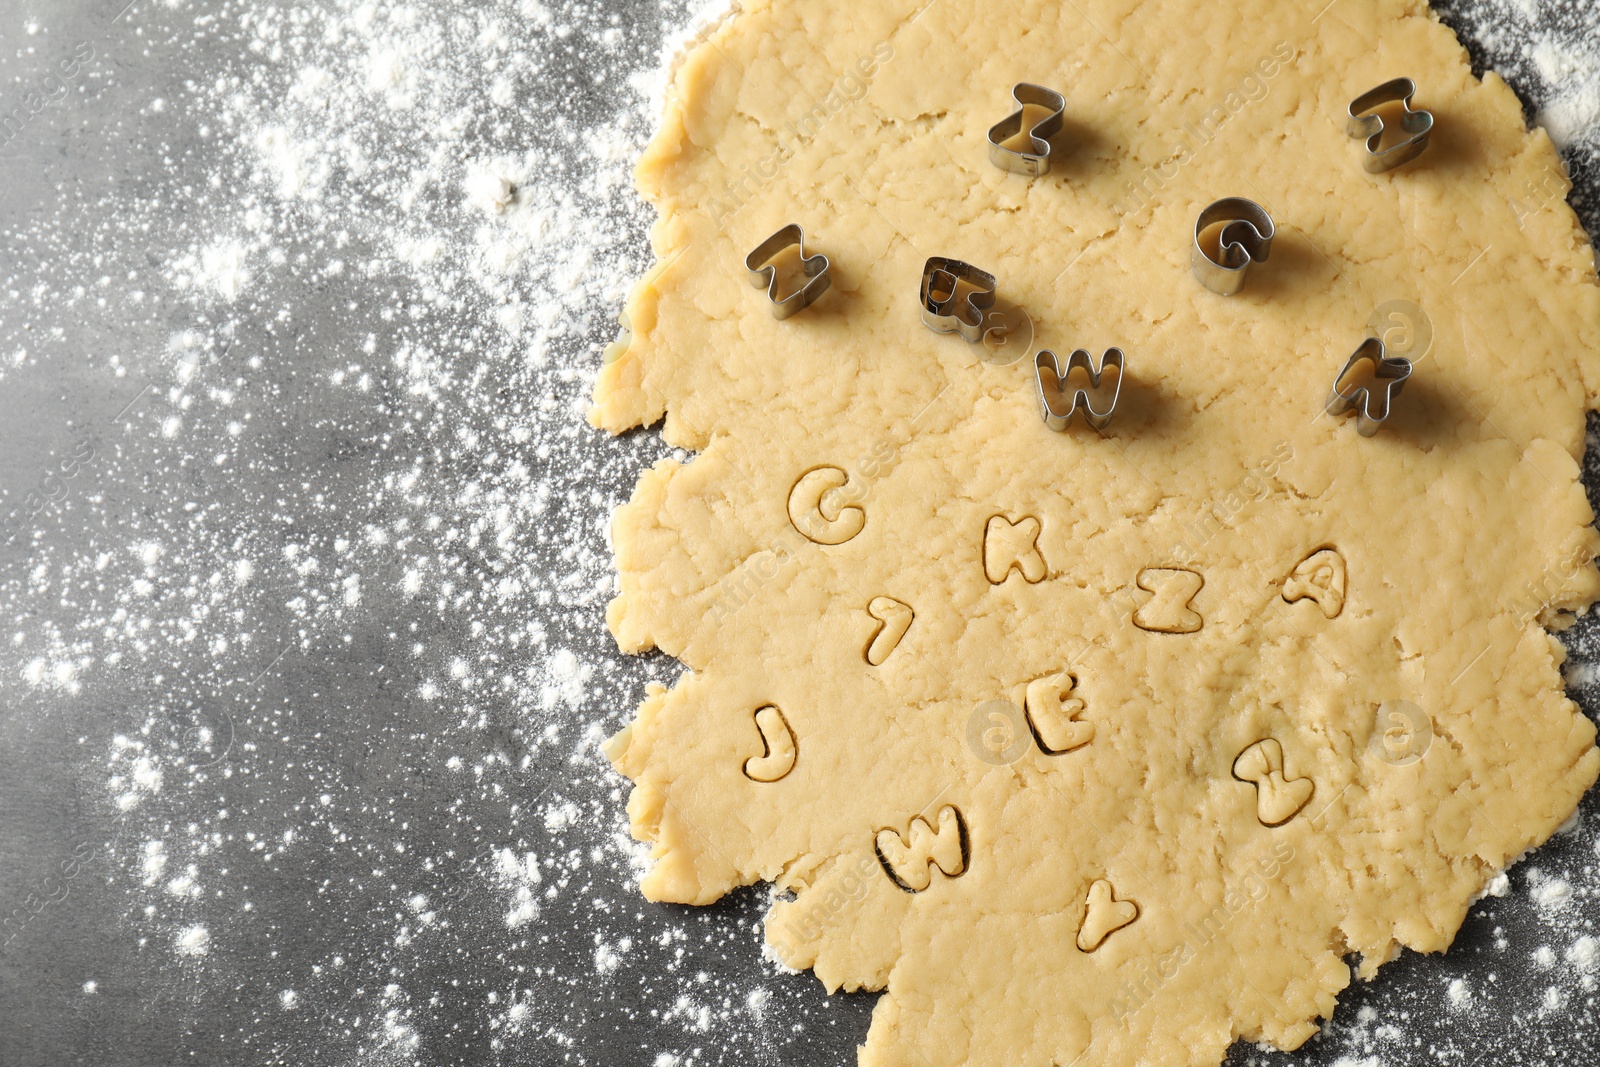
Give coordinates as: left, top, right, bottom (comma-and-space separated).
988, 83, 1067, 176
1347, 78, 1434, 174
1326, 337, 1412, 436
1036, 348, 1125, 431
919, 257, 997, 342
745, 224, 831, 319
1191, 198, 1274, 296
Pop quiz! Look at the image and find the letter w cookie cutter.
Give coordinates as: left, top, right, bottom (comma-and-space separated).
1191, 198, 1274, 296
745, 224, 831, 319
1347, 78, 1434, 174
1326, 337, 1411, 436
1036, 348, 1125, 431
987, 83, 1067, 176
920, 257, 996, 342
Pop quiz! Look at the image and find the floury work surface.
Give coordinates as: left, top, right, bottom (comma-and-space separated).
2, 0, 1600, 1064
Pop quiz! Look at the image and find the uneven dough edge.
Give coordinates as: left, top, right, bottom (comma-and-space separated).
593, 0, 1600, 1064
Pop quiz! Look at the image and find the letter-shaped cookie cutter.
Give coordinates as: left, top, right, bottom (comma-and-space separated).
1036, 348, 1125, 431
745, 224, 831, 319
919, 257, 997, 343
1326, 337, 1412, 436
987, 83, 1067, 176
1346, 78, 1434, 174
1191, 198, 1274, 296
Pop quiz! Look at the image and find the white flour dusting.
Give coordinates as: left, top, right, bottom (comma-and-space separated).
0, 0, 1596, 1065
0, 0, 850, 1062
1442, 0, 1600, 164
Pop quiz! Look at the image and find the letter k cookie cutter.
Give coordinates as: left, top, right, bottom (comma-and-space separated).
1326, 337, 1411, 436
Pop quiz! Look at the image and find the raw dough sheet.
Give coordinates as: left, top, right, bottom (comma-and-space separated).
594, 0, 1600, 1063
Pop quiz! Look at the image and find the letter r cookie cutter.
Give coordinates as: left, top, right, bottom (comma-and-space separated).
1036, 348, 1125, 431
1326, 337, 1412, 436
988, 83, 1067, 176
920, 257, 997, 342
745, 224, 831, 319
1347, 78, 1434, 174
1191, 198, 1274, 296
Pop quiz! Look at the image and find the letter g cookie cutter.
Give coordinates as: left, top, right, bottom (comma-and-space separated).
1191, 198, 1275, 296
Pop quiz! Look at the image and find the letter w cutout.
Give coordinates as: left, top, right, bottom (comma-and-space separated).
874, 805, 969, 893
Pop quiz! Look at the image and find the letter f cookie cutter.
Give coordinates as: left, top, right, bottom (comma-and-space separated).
920, 257, 997, 342
1036, 348, 1125, 431
1346, 78, 1434, 174
745, 224, 831, 319
987, 83, 1067, 176
1326, 337, 1412, 436
1191, 198, 1275, 296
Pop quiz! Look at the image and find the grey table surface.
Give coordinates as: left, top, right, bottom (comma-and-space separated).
1, 0, 1598, 1064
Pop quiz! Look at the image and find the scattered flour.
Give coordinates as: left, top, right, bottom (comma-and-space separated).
1567, 935, 1600, 973
1445, 0, 1600, 159
493, 848, 542, 930
0, 0, 1593, 1063
175, 925, 211, 957
1529, 868, 1575, 912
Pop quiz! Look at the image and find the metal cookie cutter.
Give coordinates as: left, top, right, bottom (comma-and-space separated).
987, 83, 1067, 176
745, 224, 831, 319
1346, 78, 1434, 174
1326, 337, 1412, 436
1036, 348, 1125, 431
1191, 198, 1274, 296
920, 257, 997, 343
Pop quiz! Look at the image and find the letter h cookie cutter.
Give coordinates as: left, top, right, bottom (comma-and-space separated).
919, 257, 997, 342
